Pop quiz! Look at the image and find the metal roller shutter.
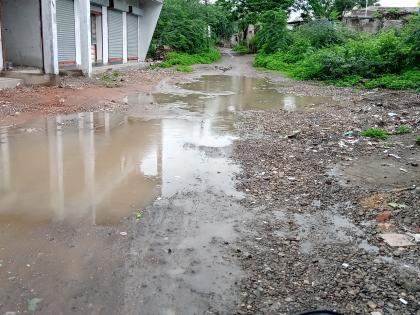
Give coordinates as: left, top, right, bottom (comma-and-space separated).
127, 14, 138, 60
56, 0, 76, 64
108, 10, 123, 61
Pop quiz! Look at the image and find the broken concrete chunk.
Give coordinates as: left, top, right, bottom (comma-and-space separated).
379, 233, 415, 247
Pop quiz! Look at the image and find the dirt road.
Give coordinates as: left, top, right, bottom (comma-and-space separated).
0, 51, 419, 315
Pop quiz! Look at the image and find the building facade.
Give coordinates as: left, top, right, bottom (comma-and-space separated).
0, 0, 163, 77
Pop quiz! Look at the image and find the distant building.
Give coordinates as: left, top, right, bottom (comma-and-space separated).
0, 0, 163, 77
342, 6, 417, 33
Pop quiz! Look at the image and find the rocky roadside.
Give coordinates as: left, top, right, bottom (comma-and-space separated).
232, 88, 420, 314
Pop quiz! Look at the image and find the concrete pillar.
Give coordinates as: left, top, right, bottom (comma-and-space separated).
74, 0, 82, 65
41, 0, 59, 74
122, 12, 127, 63
102, 6, 108, 65
79, 0, 92, 76
137, 16, 141, 63
0, 19, 3, 70
138, 0, 163, 61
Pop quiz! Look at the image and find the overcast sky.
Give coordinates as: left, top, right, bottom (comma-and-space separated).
379, 0, 418, 6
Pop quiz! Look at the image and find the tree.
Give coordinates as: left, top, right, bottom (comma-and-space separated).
215, 0, 294, 39
293, 0, 375, 20
151, 0, 209, 53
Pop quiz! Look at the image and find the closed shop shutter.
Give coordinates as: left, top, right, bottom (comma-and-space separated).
127, 14, 138, 60
56, 0, 76, 64
108, 10, 123, 62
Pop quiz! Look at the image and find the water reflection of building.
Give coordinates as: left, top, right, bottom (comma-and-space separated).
0, 112, 162, 225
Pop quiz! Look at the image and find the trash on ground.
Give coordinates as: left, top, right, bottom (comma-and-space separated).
379, 234, 415, 247
388, 153, 401, 159
28, 298, 43, 312
388, 202, 407, 209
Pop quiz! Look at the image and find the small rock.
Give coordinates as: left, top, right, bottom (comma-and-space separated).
376, 211, 391, 223
367, 301, 377, 309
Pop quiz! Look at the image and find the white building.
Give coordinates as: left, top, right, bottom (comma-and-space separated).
0, 0, 163, 77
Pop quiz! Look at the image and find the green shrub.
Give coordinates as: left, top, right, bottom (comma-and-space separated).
396, 125, 411, 134
253, 16, 420, 90
415, 136, 420, 145
232, 44, 251, 54
160, 48, 221, 68
151, 0, 210, 53
293, 20, 357, 49
254, 10, 292, 54
363, 70, 420, 90
361, 128, 389, 140
175, 65, 193, 72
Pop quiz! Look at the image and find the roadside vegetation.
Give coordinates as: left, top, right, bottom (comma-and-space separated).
148, 0, 230, 69
232, 44, 251, 55
160, 49, 221, 68
360, 128, 389, 140
254, 16, 420, 90
396, 125, 411, 134
151, 0, 419, 90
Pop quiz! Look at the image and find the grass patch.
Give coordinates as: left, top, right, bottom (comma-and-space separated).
160, 48, 221, 68
100, 70, 122, 82
232, 44, 251, 55
361, 128, 389, 140
396, 125, 411, 134
363, 70, 420, 91
175, 65, 193, 72
416, 136, 420, 145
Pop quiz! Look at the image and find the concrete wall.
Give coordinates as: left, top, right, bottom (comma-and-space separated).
343, 17, 382, 33
138, 0, 162, 61
1, 0, 44, 68
343, 15, 413, 34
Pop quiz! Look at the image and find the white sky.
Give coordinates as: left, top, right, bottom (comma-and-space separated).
379, 0, 418, 6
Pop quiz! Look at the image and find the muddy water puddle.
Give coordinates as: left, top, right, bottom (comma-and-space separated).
150, 75, 334, 113
0, 74, 333, 313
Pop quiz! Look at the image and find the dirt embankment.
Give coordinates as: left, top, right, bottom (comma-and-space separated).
0, 69, 175, 125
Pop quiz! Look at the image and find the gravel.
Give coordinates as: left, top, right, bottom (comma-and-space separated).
233, 88, 420, 314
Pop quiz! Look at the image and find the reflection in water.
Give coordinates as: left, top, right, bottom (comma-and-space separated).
0, 109, 240, 226
154, 75, 334, 113
0, 75, 331, 227
0, 127, 10, 190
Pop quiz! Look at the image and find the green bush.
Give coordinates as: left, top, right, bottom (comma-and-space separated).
160, 48, 221, 68
361, 128, 389, 140
151, 0, 210, 54
254, 10, 292, 54
232, 44, 251, 54
416, 136, 420, 145
364, 70, 420, 90
253, 16, 420, 90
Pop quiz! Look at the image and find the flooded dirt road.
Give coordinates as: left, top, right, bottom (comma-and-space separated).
0, 51, 419, 314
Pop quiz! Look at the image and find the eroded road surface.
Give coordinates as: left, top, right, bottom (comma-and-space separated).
0, 52, 419, 314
